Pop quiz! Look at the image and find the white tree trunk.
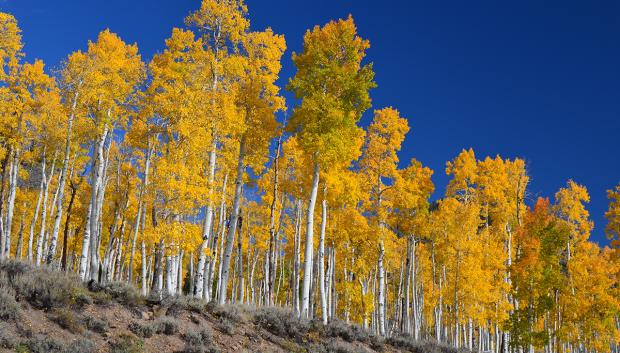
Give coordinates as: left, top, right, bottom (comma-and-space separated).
90, 132, 111, 281
46, 90, 79, 264
218, 138, 245, 304
292, 199, 302, 315
28, 153, 46, 262
378, 241, 386, 336
301, 160, 320, 318
141, 241, 147, 296
36, 153, 57, 266
195, 146, 217, 298
79, 199, 93, 280
3, 149, 20, 258
80, 126, 108, 281
318, 193, 328, 324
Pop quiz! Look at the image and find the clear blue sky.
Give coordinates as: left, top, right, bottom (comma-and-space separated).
2, 0, 619, 244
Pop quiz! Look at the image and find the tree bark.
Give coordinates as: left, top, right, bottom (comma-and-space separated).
36, 152, 57, 265
301, 160, 320, 318
218, 138, 246, 304
28, 151, 46, 263
318, 187, 328, 324
46, 89, 79, 264
195, 145, 217, 298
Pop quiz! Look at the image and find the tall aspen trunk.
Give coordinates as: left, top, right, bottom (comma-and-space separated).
0, 150, 9, 259
301, 160, 320, 318
80, 126, 108, 280
218, 138, 246, 304
141, 241, 148, 296
47, 89, 79, 264
15, 215, 24, 258
28, 151, 46, 262
265, 135, 282, 305
151, 239, 164, 298
207, 173, 228, 301
292, 199, 302, 315
402, 236, 412, 334
378, 241, 386, 336
90, 133, 112, 281
195, 145, 217, 298
36, 152, 57, 265
129, 142, 152, 283
318, 188, 328, 324
61, 165, 79, 271
3, 147, 20, 258
235, 217, 244, 303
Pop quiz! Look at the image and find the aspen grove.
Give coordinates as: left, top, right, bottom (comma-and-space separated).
0, 3, 619, 353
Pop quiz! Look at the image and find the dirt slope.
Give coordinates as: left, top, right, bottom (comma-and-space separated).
0, 260, 464, 353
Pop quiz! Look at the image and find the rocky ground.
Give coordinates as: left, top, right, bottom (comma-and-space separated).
0, 260, 466, 353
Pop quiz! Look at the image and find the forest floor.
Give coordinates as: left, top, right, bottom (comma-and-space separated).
0, 260, 465, 353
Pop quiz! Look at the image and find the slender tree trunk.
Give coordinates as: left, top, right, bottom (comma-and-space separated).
236, 217, 244, 303
15, 215, 24, 259
46, 89, 79, 264
265, 135, 282, 305
3, 148, 20, 258
378, 241, 386, 336
195, 145, 217, 298
318, 188, 328, 324
301, 160, 320, 318
151, 239, 164, 298
90, 131, 112, 281
0, 150, 9, 259
28, 151, 46, 262
36, 152, 57, 265
141, 241, 148, 296
207, 172, 228, 301
80, 126, 108, 280
218, 138, 245, 304
292, 199, 302, 315
402, 236, 412, 334
61, 177, 79, 271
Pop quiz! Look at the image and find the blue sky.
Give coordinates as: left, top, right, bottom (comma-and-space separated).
2, 0, 619, 244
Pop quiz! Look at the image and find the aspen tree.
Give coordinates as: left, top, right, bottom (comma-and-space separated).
287, 15, 374, 318
183, 0, 249, 299
606, 183, 620, 248
75, 30, 145, 281
218, 28, 285, 304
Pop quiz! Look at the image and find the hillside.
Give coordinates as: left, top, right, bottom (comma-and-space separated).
1, 1, 618, 351
0, 260, 465, 353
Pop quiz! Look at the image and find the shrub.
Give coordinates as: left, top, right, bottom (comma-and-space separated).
49, 308, 83, 334
164, 295, 206, 316
254, 307, 310, 342
84, 314, 108, 334
22, 335, 65, 353
183, 329, 219, 353
387, 335, 461, 353
323, 319, 370, 343
0, 324, 18, 349
0, 282, 20, 320
64, 339, 96, 353
216, 317, 235, 335
12, 268, 81, 309
73, 289, 93, 308
325, 340, 356, 353
4, 326, 94, 353
153, 316, 179, 335
110, 334, 145, 353
102, 281, 143, 306
0, 259, 33, 281
128, 321, 155, 338
207, 302, 246, 323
